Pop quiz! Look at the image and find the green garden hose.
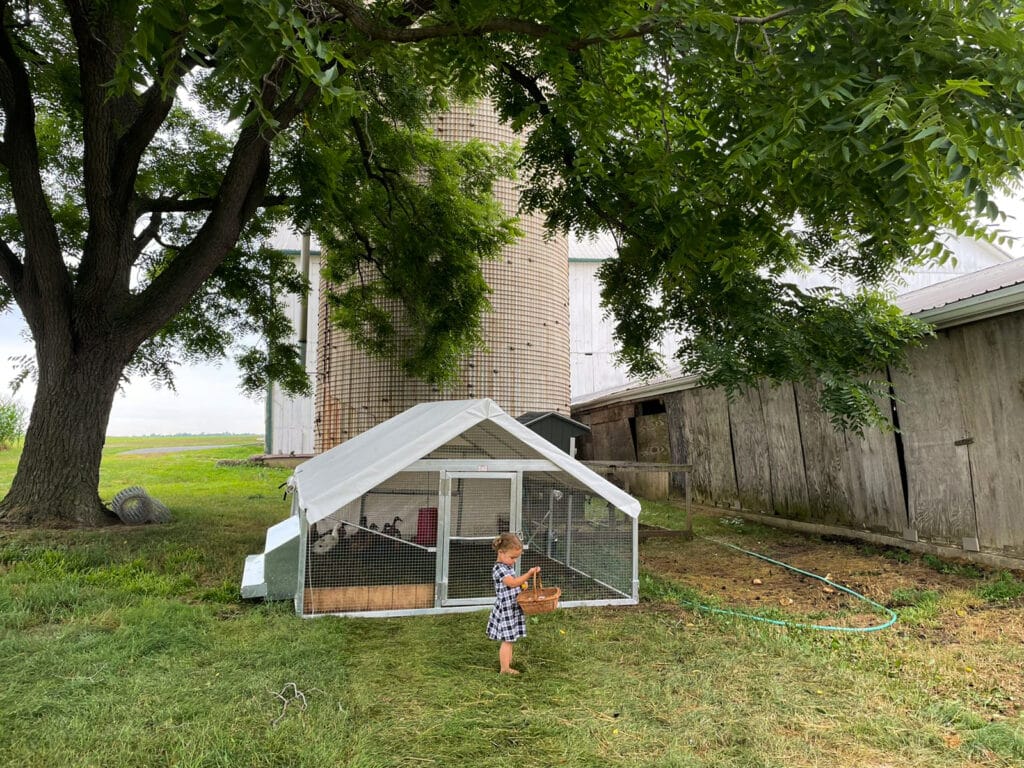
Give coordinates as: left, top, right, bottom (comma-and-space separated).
678, 536, 898, 633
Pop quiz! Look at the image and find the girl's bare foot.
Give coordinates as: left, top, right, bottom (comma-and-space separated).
499, 668, 520, 675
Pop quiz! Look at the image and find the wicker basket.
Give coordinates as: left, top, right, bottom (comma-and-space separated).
517, 572, 560, 615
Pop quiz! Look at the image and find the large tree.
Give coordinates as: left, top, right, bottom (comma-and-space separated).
2, 1, 1023, 526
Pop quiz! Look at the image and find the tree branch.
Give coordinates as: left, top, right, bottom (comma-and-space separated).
66, 0, 147, 309
116, 35, 213, 203
0, 236, 23, 291
154, 233, 182, 252
387, 0, 439, 29
323, 1, 552, 42
732, 9, 801, 26
136, 196, 213, 214
571, 8, 800, 50
500, 60, 631, 236
122, 62, 305, 343
137, 193, 292, 213
269, 72, 320, 130
322, 1, 799, 50
350, 116, 411, 217
116, 85, 178, 199
132, 211, 163, 258
115, 25, 220, 215
0, 5, 72, 327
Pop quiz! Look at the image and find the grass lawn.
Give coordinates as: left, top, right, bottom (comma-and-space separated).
2, 437, 1023, 767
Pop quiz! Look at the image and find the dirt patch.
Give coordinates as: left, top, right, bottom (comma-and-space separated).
642, 527, 982, 626
641, 506, 1024, 718
644, 508, 1000, 610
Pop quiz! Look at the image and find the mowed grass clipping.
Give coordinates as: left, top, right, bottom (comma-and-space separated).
0, 438, 1022, 767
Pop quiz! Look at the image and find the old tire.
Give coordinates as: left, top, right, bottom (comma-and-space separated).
147, 499, 173, 524
111, 486, 153, 524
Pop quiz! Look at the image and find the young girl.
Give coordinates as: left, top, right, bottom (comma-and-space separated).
486, 532, 540, 675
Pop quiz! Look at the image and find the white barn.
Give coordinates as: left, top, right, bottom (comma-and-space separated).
568, 231, 1017, 400
265, 229, 320, 455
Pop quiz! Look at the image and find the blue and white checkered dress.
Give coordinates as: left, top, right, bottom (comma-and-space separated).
486, 561, 527, 642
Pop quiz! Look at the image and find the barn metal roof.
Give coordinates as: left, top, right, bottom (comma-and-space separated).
572, 257, 1024, 410
568, 231, 617, 262
896, 256, 1024, 327
291, 398, 641, 525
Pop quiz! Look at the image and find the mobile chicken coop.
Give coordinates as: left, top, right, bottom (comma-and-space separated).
243, 399, 640, 617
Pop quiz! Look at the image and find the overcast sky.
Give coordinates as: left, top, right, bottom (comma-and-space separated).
0, 312, 266, 436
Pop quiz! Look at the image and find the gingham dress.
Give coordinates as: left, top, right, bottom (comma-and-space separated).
486, 561, 527, 642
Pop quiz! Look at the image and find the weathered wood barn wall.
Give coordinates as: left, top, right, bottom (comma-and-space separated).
572, 306, 1024, 565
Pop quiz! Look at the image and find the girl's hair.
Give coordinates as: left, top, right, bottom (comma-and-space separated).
492, 532, 522, 553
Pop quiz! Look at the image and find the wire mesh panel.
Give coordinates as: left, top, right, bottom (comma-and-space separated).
302, 471, 439, 615
520, 472, 633, 602
443, 474, 515, 604
297, 455, 635, 615
425, 422, 542, 460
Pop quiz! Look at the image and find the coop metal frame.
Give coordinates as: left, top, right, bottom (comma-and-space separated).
283, 399, 641, 619
437, 470, 521, 608
294, 462, 639, 618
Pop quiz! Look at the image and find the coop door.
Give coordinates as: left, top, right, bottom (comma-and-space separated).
438, 471, 520, 606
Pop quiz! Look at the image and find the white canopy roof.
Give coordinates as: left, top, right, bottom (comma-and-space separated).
291, 398, 642, 525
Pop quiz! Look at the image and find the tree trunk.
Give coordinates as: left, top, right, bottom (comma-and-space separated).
0, 343, 129, 527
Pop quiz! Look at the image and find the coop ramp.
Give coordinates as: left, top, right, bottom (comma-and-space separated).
240, 516, 300, 600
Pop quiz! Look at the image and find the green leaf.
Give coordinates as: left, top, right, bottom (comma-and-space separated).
941, 78, 993, 96
949, 164, 970, 181
910, 125, 942, 143
974, 187, 989, 214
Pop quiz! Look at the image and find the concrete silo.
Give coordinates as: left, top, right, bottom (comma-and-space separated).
314, 105, 570, 450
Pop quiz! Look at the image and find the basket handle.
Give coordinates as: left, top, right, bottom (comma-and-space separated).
531, 571, 542, 591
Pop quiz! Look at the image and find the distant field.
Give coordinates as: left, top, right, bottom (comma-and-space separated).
1, 443, 1022, 767
102, 433, 263, 452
